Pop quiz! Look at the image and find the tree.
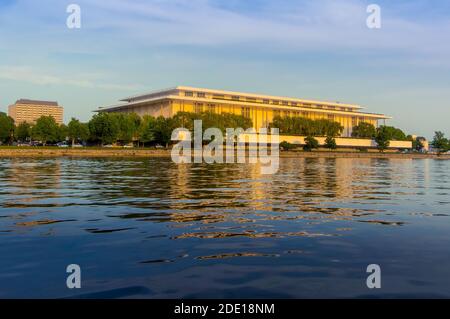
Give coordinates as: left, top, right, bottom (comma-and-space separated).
303, 135, 319, 151
407, 135, 425, 152
172, 111, 253, 135
270, 116, 343, 137
351, 122, 376, 138
325, 135, 337, 150
414, 138, 424, 152
68, 118, 89, 146
379, 126, 408, 141
69, 118, 89, 145
431, 131, 449, 155
226, 113, 253, 131
375, 126, 391, 152
0, 113, 15, 144
116, 113, 141, 144
31, 116, 59, 145
315, 119, 344, 137
57, 124, 68, 142
15, 122, 32, 142
138, 115, 156, 146
88, 113, 120, 145
280, 141, 296, 151
153, 116, 175, 148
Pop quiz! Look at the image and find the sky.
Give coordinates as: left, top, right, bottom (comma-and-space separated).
0, 0, 449, 138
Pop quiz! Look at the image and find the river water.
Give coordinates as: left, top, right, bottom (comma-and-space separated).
0, 157, 449, 298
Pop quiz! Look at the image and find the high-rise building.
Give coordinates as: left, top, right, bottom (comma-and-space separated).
97, 86, 390, 137
8, 99, 64, 125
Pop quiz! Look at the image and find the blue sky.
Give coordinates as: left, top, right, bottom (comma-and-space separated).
0, 0, 449, 138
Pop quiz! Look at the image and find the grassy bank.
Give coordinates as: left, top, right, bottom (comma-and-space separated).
0, 147, 171, 157
0, 147, 449, 159
279, 150, 449, 159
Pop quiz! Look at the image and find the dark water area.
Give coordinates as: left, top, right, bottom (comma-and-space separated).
0, 157, 449, 298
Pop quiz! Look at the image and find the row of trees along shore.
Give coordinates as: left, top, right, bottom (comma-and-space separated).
0, 111, 252, 147
273, 116, 413, 152
0, 112, 448, 152
351, 122, 450, 154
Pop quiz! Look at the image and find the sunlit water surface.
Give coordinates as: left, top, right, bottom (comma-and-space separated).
0, 157, 449, 298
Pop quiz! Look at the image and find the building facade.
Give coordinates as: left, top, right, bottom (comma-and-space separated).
98, 86, 390, 137
8, 99, 64, 125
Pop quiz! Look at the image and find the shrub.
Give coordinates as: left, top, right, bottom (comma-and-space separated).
303, 136, 319, 151
280, 141, 296, 151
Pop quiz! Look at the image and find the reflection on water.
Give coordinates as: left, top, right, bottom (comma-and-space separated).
0, 157, 450, 298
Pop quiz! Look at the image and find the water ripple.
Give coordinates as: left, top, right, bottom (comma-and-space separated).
1, 157, 450, 298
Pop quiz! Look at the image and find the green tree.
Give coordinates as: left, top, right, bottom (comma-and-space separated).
68, 118, 89, 146
379, 126, 408, 141
0, 113, 15, 144
88, 113, 120, 145
138, 115, 157, 146
57, 124, 68, 142
270, 116, 343, 137
324, 135, 337, 150
226, 113, 253, 131
414, 138, 424, 152
116, 113, 141, 144
315, 119, 344, 137
280, 141, 296, 151
431, 131, 449, 155
15, 122, 32, 142
172, 111, 253, 135
375, 126, 391, 152
31, 116, 59, 145
172, 112, 196, 131
407, 135, 425, 152
351, 122, 376, 138
153, 116, 175, 148
303, 135, 319, 151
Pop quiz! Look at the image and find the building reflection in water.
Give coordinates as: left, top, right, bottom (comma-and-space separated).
0, 159, 63, 232
1, 158, 62, 207
114, 157, 406, 240
0, 157, 411, 238
1, 157, 450, 298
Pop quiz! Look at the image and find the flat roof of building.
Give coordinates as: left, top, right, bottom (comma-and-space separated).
14, 99, 59, 106
120, 86, 363, 109
97, 85, 390, 119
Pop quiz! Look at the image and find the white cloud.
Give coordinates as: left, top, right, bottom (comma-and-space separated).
0, 0, 449, 64
81, 0, 450, 56
0, 65, 144, 91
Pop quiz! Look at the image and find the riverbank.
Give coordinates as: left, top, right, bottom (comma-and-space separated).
0, 147, 449, 159
280, 151, 449, 159
0, 147, 170, 158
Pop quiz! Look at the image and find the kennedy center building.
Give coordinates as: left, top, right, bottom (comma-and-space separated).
98, 86, 390, 137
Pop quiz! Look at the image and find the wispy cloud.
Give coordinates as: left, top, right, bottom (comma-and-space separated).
0, 65, 143, 91
0, 0, 449, 136
1, 0, 450, 59
82, 0, 450, 58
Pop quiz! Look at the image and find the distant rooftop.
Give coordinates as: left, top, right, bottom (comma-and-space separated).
15, 99, 59, 106
119, 86, 363, 109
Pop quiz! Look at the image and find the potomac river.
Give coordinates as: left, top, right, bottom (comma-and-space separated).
0, 157, 450, 298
